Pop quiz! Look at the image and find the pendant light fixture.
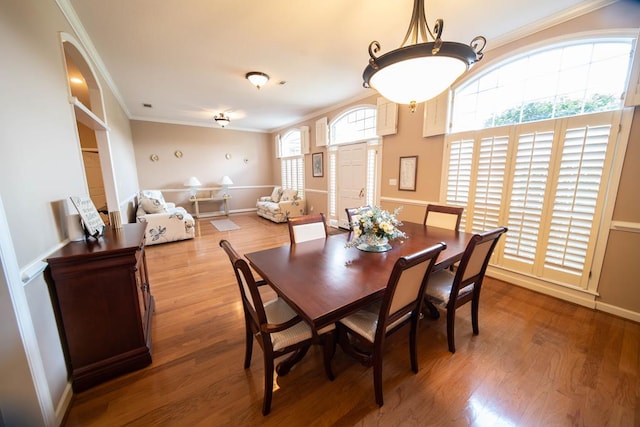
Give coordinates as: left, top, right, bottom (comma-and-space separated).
363, 0, 486, 112
214, 112, 231, 128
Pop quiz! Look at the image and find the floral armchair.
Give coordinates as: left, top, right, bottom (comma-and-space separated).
136, 190, 195, 245
256, 187, 305, 223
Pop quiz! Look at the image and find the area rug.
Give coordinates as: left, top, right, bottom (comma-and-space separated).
210, 219, 240, 232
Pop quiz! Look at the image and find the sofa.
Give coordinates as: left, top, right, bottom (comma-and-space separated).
256, 187, 306, 223
136, 190, 195, 245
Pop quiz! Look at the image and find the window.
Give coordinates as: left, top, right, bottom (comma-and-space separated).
445, 38, 635, 289
330, 107, 377, 145
452, 39, 633, 132
279, 129, 304, 195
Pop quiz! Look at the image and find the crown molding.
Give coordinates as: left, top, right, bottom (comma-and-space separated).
55, 0, 131, 118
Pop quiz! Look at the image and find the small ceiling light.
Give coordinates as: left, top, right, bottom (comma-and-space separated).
363, 0, 486, 112
69, 77, 84, 84
214, 113, 230, 128
246, 71, 269, 90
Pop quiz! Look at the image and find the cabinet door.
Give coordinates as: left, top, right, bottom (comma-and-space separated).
134, 248, 151, 334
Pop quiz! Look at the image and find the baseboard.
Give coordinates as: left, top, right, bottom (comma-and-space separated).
55, 382, 73, 426
595, 302, 640, 322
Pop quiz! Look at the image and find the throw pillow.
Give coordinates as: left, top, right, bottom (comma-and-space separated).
270, 186, 283, 203
280, 189, 298, 202
139, 190, 168, 214
140, 197, 166, 214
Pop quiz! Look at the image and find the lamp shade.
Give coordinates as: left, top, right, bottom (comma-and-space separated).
220, 176, 233, 185
184, 176, 202, 187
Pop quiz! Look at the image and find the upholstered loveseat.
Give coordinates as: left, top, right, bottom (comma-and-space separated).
256, 187, 305, 223
136, 190, 195, 245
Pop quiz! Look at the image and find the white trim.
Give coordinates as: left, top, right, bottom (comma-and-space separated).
304, 188, 328, 194
595, 301, 640, 322
55, 0, 130, 118
611, 221, 640, 233
487, 266, 598, 309
0, 196, 57, 426
379, 196, 440, 208
20, 261, 48, 285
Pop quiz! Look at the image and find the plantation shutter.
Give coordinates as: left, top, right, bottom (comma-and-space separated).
470, 133, 510, 234
281, 157, 304, 195
543, 112, 617, 285
445, 136, 474, 230
503, 124, 555, 273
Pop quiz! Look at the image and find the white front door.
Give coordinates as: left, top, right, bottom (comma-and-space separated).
337, 143, 367, 229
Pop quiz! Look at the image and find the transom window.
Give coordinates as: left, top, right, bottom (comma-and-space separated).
330, 107, 377, 144
452, 39, 633, 132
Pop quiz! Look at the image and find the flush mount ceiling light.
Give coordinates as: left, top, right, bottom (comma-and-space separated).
363, 0, 486, 112
214, 112, 231, 128
246, 71, 269, 89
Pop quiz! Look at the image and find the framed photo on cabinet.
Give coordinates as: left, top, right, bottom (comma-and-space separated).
399, 156, 417, 191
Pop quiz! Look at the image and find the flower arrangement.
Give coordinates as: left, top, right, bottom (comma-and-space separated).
346, 206, 407, 250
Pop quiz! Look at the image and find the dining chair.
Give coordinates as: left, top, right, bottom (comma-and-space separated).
219, 239, 335, 415
287, 213, 328, 244
337, 242, 446, 407
423, 204, 464, 231
345, 205, 371, 230
424, 226, 507, 353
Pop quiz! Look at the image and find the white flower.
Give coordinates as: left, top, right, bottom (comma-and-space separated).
346, 206, 407, 248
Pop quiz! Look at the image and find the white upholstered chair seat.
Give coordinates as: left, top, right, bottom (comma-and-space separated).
339, 301, 411, 343
264, 298, 334, 351
426, 269, 475, 307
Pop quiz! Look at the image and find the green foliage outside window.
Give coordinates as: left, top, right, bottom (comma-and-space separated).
486, 94, 619, 127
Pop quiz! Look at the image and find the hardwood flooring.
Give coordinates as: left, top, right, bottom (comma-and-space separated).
63, 213, 640, 426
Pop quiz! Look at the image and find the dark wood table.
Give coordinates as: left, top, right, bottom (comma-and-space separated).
245, 222, 470, 330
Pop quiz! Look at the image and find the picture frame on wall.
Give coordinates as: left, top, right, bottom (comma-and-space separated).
312, 152, 324, 177
399, 156, 418, 191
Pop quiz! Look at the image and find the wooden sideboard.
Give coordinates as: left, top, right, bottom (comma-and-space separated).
45, 222, 154, 392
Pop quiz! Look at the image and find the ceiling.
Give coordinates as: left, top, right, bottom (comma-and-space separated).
66, 0, 605, 133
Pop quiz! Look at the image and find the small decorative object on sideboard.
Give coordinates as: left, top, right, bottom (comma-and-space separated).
346, 206, 407, 252
69, 195, 105, 239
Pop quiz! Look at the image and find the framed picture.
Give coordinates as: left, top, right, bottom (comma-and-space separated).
399, 156, 418, 191
312, 152, 324, 177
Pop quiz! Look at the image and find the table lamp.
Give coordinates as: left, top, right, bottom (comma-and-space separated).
221, 175, 233, 197
184, 176, 202, 197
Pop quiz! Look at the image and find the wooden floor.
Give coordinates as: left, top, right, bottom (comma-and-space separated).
63, 213, 640, 426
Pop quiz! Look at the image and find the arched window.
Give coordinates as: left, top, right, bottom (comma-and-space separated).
330, 106, 377, 145
452, 38, 634, 132
443, 36, 636, 291
279, 129, 304, 194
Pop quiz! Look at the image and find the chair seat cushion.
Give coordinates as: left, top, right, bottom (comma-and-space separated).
264, 298, 334, 351
339, 301, 410, 343
426, 269, 474, 307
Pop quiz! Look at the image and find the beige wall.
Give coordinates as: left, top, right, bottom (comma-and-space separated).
1, 0, 140, 424
131, 120, 273, 213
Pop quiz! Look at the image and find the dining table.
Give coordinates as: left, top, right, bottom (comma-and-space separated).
245, 221, 470, 331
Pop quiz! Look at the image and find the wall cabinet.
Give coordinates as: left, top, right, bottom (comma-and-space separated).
45, 223, 153, 392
